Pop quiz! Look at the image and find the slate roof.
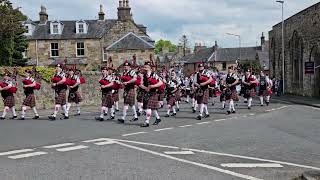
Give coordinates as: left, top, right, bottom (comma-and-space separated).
105, 32, 154, 50
184, 47, 215, 64
215, 47, 260, 62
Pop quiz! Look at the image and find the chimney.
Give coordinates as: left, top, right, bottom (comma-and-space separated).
118, 0, 132, 21
39, 5, 48, 24
261, 32, 265, 46
98, 4, 105, 21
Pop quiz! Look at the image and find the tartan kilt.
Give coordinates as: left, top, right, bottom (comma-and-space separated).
158, 91, 165, 101
226, 89, 239, 101
23, 93, 36, 108
55, 89, 67, 105
3, 95, 15, 108
137, 89, 144, 103
68, 91, 82, 103
175, 90, 181, 101
259, 89, 271, 96
147, 93, 159, 110
244, 88, 256, 98
123, 88, 135, 106
197, 89, 209, 105
166, 94, 176, 106
102, 92, 114, 108
112, 91, 119, 102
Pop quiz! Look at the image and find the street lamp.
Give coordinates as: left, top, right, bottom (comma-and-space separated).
276, 0, 285, 95
226, 33, 241, 61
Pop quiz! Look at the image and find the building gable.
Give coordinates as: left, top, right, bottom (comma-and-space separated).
105, 32, 154, 51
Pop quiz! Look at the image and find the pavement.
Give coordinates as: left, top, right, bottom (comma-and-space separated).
272, 95, 320, 108
0, 98, 319, 180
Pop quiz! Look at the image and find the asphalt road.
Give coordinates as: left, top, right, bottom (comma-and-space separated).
0, 99, 319, 180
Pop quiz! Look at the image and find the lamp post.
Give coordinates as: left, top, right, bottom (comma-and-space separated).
276, 0, 285, 95
226, 33, 241, 62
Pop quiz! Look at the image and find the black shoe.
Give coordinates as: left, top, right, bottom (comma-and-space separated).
171, 113, 176, 117
61, 113, 65, 117
153, 119, 161, 125
75, 113, 81, 116
260, 104, 264, 107
118, 119, 125, 124
0, 117, 5, 120
137, 111, 141, 117
266, 102, 270, 106
227, 111, 231, 115
48, 116, 56, 121
140, 123, 149, 127
110, 116, 115, 120
196, 115, 202, 120
232, 111, 236, 114
130, 117, 139, 122
19, 117, 25, 120
63, 116, 69, 120
248, 107, 251, 110
95, 117, 104, 121
165, 114, 170, 118
116, 109, 120, 112
104, 113, 108, 116
204, 114, 210, 118
212, 103, 215, 106
192, 109, 196, 113
177, 109, 180, 112
33, 116, 40, 120
244, 101, 248, 103
10, 116, 17, 120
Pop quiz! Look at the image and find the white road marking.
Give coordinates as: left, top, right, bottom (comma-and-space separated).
164, 151, 195, 155
94, 141, 116, 146
0, 149, 34, 156
122, 132, 147, 137
154, 127, 174, 132
249, 113, 255, 116
311, 107, 320, 110
196, 122, 211, 125
215, 119, 227, 122
179, 124, 193, 128
43, 143, 75, 149
113, 140, 261, 180
266, 109, 276, 112
109, 138, 320, 171
8, 152, 47, 159
56, 145, 88, 152
83, 138, 108, 143
221, 163, 283, 168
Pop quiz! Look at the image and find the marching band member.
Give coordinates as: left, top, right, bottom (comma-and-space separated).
136, 70, 144, 116
140, 62, 163, 127
110, 68, 120, 112
20, 70, 40, 120
66, 69, 82, 116
49, 64, 68, 121
183, 77, 191, 103
95, 67, 115, 121
225, 67, 239, 114
0, 73, 17, 120
165, 71, 178, 117
219, 79, 227, 110
158, 69, 166, 109
118, 62, 138, 124
193, 63, 213, 120
259, 71, 272, 106
191, 73, 198, 113
242, 70, 258, 109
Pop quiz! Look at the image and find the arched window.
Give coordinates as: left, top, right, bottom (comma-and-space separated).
290, 31, 304, 89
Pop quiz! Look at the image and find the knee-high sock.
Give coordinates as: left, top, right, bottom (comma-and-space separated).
21, 106, 27, 118
194, 103, 198, 110
132, 106, 138, 118
100, 107, 107, 118
230, 100, 235, 111
138, 103, 143, 112
115, 101, 119, 110
62, 105, 68, 117
53, 105, 61, 117
248, 98, 253, 107
145, 109, 152, 124
228, 100, 233, 111
199, 104, 204, 117
172, 106, 176, 114
266, 96, 270, 102
75, 103, 80, 114
154, 110, 160, 119
186, 95, 189, 102
176, 101, 180, 109
66, 103, 72, 112
204, 104, 209, 115
260, 96, 264, 105
192, 98, 196, 107
33, 107, 39, 116
167, 105, 171, 115
2, 107, 9, 118
122, 105, 129, 120
11, 107, 17, 117
222, 101, 226, 108
110, 106, 115, 117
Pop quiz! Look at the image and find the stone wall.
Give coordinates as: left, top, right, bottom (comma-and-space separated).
0, 71, 107, 110
269, 2, 320, 97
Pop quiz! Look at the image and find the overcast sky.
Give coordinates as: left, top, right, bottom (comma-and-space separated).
11, 0, 319, 48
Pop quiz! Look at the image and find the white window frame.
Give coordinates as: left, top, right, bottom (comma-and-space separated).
52, 24, 59, 34
25, 25, 29, 34
50, 43, 59, 57
78, 24, 84, 34
76, 42, 85, 57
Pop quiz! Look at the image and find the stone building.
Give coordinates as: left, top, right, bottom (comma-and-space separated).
23, 0, 155, 70
269, 2, 320, 97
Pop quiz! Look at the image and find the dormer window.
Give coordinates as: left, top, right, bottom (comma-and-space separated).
25, 26, 29, 34
52, 24, 59, 34
76, 20, 88, 34
50, 21, 63, 35
23, 19, 35, 36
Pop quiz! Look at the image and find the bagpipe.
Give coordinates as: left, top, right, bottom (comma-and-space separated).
0, 82, 17, 94
22, 79, 41, 90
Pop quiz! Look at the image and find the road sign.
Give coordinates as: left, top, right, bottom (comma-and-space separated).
305, 62, 315, 74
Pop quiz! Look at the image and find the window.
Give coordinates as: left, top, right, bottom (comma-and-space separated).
51, 43, 59, 57
77, 42, 85, 57
222, 62, 227, 70
78, 24, 84, 33
22, 48, 28, 58
52, 24, 59, 34
25, 26, 29, 34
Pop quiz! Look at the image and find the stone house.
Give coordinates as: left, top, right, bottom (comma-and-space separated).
23, 0, 155, 70
269, 2, 320, 97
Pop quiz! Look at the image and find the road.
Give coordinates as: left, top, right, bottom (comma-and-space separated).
0, 99, 319, 180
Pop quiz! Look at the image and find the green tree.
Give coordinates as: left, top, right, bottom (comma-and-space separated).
155, 39, 177, 54
0, 0, 28, 66
240, 60, 262, 73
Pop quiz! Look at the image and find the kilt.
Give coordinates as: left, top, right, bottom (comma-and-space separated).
102, 92, 114, 108
244, 88, 256, 98
186, 89, 191, 96
68, 91, 82, 104
112, 91, 119, 102
196, 89, 209, 105
158, 91, 165, 101
147, 92, 159, 110
220, 91, 226, 102
226, 89, 239, 101
55, 89, 67, 105
124, 88, 135, 106
190, 91, 194, 99
137, 89, 144, 103
23, 93, 36, 108
3, 95, 15, 108
166, 94, 176, 106
175, 90, 181, 101
258, 88, 272, 96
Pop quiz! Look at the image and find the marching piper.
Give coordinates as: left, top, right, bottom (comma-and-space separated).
259, 71, 273, 106
165, 71, 178, 117
242, 70, 258, 110
0, 73, 17, 120
66, 68, 82, 116
225, 67, 239, 115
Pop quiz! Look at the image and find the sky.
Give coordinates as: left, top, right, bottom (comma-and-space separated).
11, 0, 320, 48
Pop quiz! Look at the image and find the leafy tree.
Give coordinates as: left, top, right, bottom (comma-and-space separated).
240, 60, 262, 73
155, 39, 177, 54
0, 0, 28, 66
